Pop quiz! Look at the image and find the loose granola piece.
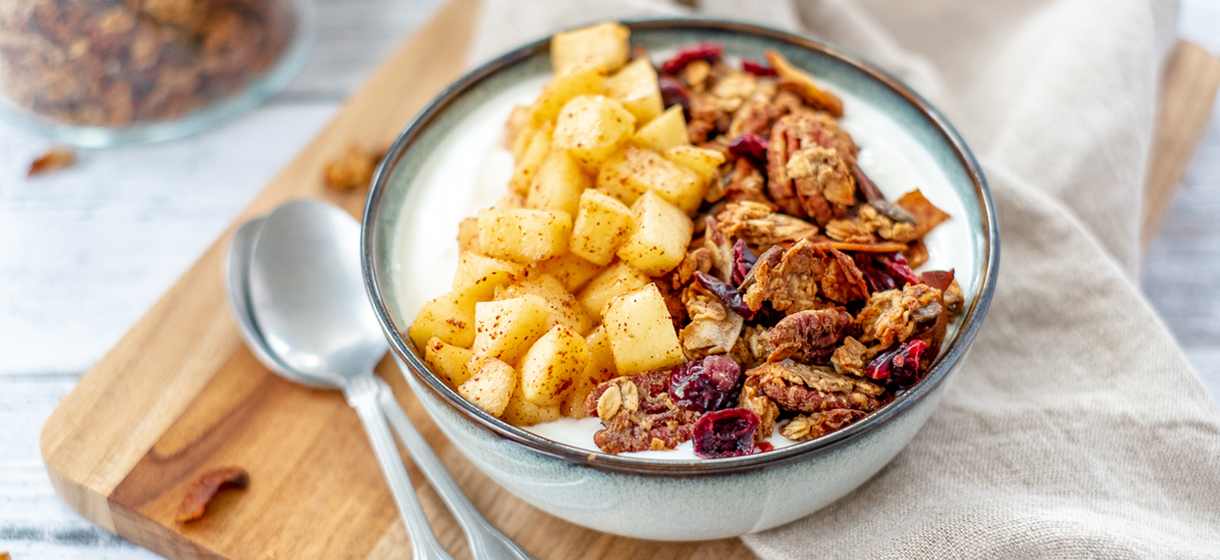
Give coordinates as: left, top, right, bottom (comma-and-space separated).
324, 145, 384, 192
730, 325, 773, 370
749, 362, 884, 414
779, 409, 865, 441
831, 336, 871, 377
767, 112, 858, 223
856, 283, 943, 347
895, 189, 951, 239
721, 159, 770, 205
584, 372, 702, 454
680, 283, 744, 359
738, 375, 779, 441
716, 201, 818, 250
692, 408, 760, 459
824, 218, 875, 244
727, 94, 781, 140
903, 239, 930, 268
743, 239, 868, 312
859, 205, 918, 243
944, 279, 964, 315
175, 466, 250, 524
687, 91, 734, 143
765, 50, 843, 116
765, 308, 856, 363
702, 215, 735, 282
675, 246, 714, 288
27, 148, 76, 177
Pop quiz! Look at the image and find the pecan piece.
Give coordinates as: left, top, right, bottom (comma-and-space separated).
749, 362, 884, 414
779, 409, 866, 441
175, 466, 250, 524
766, 308, 856, 363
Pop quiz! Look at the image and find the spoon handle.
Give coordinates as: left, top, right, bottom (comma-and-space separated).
377, 379, 536, 560
346, 374, 454, 560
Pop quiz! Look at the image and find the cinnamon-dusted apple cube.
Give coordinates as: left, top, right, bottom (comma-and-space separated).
467, 295, 551, 375
530, 63, 608, 128
499, 273, 593, 335
597, 145, 703, 212
501, 385, 562, 427
506, 104, 532, 158
552, 95, 636, 172
526, 150, 590, 218
602, 283, 684, 375
409, 289, 477, 349
509, 121, 554, 194
632, 105, 690, 152
561, 326, 619, 418
570, 189, 634, 265
576, 261, 650, 320
457, 217, 480, 253
529, 252, 604, 292
520, 324, 590, 406
424, 337, 475, 389
662, 145, 726, 186
458, 358, 517, 417
616, 191, 694, 275
550, 22, 630, 75
452, 252, 526, 300
606, 57, 664, 125
477, 207, 572, 263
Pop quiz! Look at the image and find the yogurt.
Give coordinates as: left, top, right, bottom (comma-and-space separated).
392, 72, 973, 460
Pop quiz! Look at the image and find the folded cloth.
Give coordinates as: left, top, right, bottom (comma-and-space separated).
470, 0, 1220, 557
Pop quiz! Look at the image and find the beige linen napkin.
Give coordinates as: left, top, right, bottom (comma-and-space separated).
470, 0, 1220, 556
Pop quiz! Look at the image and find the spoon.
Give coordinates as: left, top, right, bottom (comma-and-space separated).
228, 201, 533, 560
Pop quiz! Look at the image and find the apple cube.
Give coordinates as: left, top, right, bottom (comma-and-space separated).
576, 261, 650, 321
550, 22, 630, 75
596, 145, 702, 212
616, 191, 693, 275
477, 208, 572, 263
570, 188, 634, 266
530, 63, 608, 128
509, 121, 554, 194
529, 252, 604, 292
499, 273, 592, 335
424, 337, 475, 389
520, 324, 590, 406
452, 252, 526, 300
606, 57, 663, 125
632, 105, 690, 152
552, 95, 636, 172
602, 283, 685, 375
409, 289, 477, 349
468, 295, 551, 374
526, 150, 590, 218
458, 358, 517, 417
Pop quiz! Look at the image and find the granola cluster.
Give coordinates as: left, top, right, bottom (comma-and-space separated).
586, 44, 963, 458
0, 0, 294, 127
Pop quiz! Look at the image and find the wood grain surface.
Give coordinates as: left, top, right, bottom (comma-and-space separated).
30, 1, 1220, 559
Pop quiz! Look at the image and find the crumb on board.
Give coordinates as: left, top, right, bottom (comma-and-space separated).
28, 148, 76, 177
175, 466, 250, 524
324, 145, 387, 192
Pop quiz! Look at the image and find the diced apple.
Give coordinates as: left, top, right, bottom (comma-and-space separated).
509, 121, 554, 194
550, 22, 630, 75
506, 104, 532, 157
596, 145, 702, 212
452, 252, 526, 300
477, 208, 572, 263
424, 337, 475, 389
576, 261, 650, 321
520, 324, 590, 406
529, 252, 604, 292
526, 150, 590, 218
602, 284, 685, 375
530, 63, 608, 128
468, 295, 551, 375
560, 326, 619, 418
606, 57, 663, 125
662, 145, 727, 186
552, 95, 636, 172
409, 289, 477, 349
501, 385, 562, 426
570, 189, 634, 265
458, 358, 517, 417
457, 217, 481, 254
616, 191, 693, 275
632, 105, 690, 152
499, 273, 592, 335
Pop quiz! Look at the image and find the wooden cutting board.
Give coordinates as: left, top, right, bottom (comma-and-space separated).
39, 0, 1220, 557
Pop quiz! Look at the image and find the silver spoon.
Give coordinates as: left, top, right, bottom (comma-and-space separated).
228, 202, 533, 560
247, 200, 451, 560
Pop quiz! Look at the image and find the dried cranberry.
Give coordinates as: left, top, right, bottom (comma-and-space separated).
660, 43, 724, 75
693, 271, 754, 319
731, 239, 758, 286
756, 441, 774, 453
693, 408, 760, 459
670, 355, 742, 413
658, 76, 691, 120
883, 254, 920, 287
741, 59, 777, 77
865, 339, 929, 389
727, 133, 769, 171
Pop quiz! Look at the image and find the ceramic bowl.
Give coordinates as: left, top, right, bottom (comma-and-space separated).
362, 19, 999, 540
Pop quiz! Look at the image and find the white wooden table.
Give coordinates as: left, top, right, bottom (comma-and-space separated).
2, 1, 1217, 557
